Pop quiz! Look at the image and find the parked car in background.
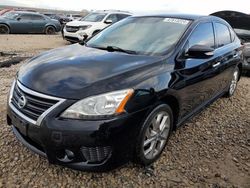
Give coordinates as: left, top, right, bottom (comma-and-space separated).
0, 11, 61, 34
66, 14, 83, 20
44, 13, 72, 25
235, 29, 250, 74
63, 10, 132, 43
7, 14, 243, 171
211, 10, 250, 74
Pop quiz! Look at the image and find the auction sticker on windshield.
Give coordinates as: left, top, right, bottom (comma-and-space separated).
163, 18, 190, 25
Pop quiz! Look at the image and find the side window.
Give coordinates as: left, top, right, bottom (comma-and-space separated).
117, 14, 130, 21
19, 14, 33, 21
215, 23, 231, 47
188, 22, 215, 49
32, 15, 45, 21
105, 14, 118, 23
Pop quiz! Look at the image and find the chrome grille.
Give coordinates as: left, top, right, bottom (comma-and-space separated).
9, 80, 65, 126
66, 25, 79, 33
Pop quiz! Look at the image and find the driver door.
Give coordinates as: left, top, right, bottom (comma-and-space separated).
176, 22, 224, 118
13, 14, 33, 33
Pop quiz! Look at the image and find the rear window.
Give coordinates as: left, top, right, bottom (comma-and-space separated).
215, 23, 231, 47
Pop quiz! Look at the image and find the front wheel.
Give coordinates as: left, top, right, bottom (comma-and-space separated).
225, 67, 240, 97
134, 104, 173, 166
45, 26, 56, 35
0, 24, 10, 34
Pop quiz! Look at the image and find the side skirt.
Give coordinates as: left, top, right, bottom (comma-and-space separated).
176, 90, 226, 128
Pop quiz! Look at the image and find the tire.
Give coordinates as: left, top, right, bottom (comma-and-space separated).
224, 67, 240, 97
45, 26, 56, 35
0, 24, 10, 34
134, 104, 173, 166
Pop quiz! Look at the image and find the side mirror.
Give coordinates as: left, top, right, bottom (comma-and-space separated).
104, 19, 112, 24
186, 45, 214, 58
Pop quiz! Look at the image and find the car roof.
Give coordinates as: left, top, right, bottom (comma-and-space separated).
92, 10, 132, 15
132, 14, 211, 20
131, 14, 229, 24
10, 11, 43, 16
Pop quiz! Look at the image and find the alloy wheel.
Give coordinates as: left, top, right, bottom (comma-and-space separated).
46, 26, 55, 35
0, 25, 10, 34
143, 111, 170, 159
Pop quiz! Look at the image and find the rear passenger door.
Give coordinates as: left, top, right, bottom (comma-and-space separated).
31, 15, 47, 33
213, 22, 241, 88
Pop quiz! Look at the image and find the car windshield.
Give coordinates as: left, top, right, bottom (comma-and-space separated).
80, 13, 107, 22
2, 12, 19, 19
86, 17, 191, 56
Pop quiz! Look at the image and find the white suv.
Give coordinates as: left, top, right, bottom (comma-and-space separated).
63, 10, 132, 42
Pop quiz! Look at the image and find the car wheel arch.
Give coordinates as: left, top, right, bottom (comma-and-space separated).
159, 95, 180, 130
0, 23, 11, 33
45, 25, 56, 32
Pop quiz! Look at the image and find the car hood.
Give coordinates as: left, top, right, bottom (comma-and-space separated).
18, 44, 165, 99
66, 20, 93, 27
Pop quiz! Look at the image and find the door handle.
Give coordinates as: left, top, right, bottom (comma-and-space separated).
212, 62, 221, 68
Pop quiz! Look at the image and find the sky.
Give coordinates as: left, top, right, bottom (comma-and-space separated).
0, 0, 249, 14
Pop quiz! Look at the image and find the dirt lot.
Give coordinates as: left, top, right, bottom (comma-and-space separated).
0, 35, 249, 188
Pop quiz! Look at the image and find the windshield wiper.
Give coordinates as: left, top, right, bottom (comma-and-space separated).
106, 46, 138, 54
88, 45, 138, 55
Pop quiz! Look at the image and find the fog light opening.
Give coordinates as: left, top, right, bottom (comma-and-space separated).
56, 149, 75, 163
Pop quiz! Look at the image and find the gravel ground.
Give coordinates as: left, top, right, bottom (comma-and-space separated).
0, 35, 249, 188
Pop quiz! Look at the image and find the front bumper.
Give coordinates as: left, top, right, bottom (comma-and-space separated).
243, 58, 250, 71
7, 100, 148, 171
63, 29, 89, 42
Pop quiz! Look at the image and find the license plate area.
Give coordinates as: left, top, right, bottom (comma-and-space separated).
12, 113, 28, 136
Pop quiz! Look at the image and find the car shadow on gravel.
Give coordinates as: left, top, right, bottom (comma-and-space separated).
0, 52, 31, 68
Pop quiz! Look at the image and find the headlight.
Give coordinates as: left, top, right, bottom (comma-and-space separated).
79, 25, 91, 30
61, 89, 134, 119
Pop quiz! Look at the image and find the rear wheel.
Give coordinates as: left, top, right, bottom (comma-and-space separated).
0, 24, 10, 34
134, 104, 173, 166
225, 67, 239, 97
45, 26, 56, 35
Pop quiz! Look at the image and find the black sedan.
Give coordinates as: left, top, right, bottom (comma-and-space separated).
0, 11, 61, 34
6, 14, 243, 171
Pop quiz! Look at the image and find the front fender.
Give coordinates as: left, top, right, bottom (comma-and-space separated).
0, 21, 10, 28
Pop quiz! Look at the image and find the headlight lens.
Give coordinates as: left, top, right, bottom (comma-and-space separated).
79, 25, 91, 30
61, 89, 134, 119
